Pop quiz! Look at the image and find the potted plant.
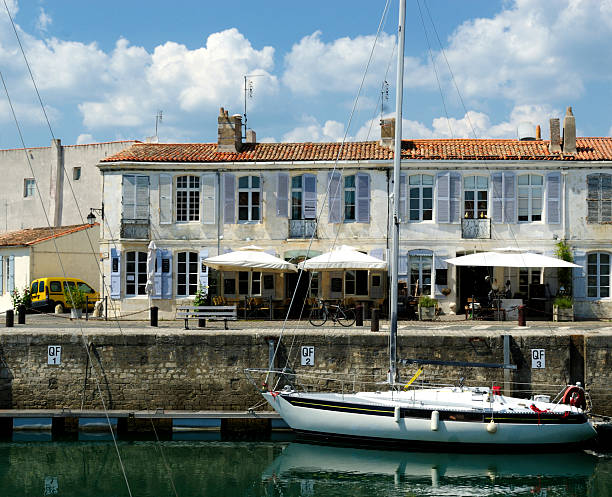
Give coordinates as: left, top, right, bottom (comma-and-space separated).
63, 285, 85, 319
553, 295, 574, 322
193, 285, 208, 327
10, 287, 31, 323
418, 295, 437, 320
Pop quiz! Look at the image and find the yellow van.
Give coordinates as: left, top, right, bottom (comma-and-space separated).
30, 277, 99, 313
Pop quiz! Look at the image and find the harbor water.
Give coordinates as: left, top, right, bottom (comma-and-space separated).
1, 435, 611, 496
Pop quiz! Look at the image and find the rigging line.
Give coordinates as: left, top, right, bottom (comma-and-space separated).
270, 0, 393, 386
415, 0, 454, 139
3, 0, 55, 140
0, 68, 133, 497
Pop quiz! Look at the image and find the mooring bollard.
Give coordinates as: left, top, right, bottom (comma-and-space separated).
5, 309, 14, 328
518, 305, 526, 326
17, 306, 25, 325
371, 308, 380, 332
355, 305, 363, 326
150, 306, 158, 327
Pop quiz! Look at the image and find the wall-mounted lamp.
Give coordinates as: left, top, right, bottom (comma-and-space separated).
87, 202, 104, 224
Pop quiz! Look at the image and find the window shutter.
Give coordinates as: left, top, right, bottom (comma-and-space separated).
276, 173, 289, 217
159, 174, 173, 224
602, 174, 612, 223
573, 250, 586, 299
201, 173, 216, 224
328, 171, 342, 223
259, 173, 264, 223
436, 172, 450, 223
491, 172, 503, 223
199, 249, 209, 295
586, 174, 600, 223
161, 249, 173, 299
370, 272, 383, 298
503, 172, 516, 223
356, 172, 370, 223
398, 254, 408, 275
399, 173, 407, 222
0, 255, 3, 294
7, 256, 14, 293
223, 173, 235, 224
135, 176, 150, 219
153, 249, 162, 299
122, 175, 136, 219
303, 173, 317, 219
546, 172, 561, 224
110, 248, 121, 299
449, 172, 461, 223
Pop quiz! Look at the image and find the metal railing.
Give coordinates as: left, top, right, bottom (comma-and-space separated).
461, 218, 491, 239
289, 219, 317, 238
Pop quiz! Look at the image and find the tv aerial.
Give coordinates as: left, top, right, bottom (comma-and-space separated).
155, 110, 163, 137
243, 74, 264, 138
380, 80, 389, 119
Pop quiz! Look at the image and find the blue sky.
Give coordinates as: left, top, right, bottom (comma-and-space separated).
0, 0, 611, 149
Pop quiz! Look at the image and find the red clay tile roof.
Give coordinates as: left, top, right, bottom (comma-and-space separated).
0, 224, 97, 247
100, 137, 612, 164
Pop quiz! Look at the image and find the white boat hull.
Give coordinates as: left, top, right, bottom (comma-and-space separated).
263, 389, 596, 449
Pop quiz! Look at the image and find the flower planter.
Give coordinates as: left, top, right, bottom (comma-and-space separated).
418, 306, 436, 321
553, 305, 574, 322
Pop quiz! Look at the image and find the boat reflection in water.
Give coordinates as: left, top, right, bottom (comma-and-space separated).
262, 442, 600, 496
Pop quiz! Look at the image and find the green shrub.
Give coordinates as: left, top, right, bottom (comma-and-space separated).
553, 296, 573, 309
63, 285, 85, 309
555, 240, 574, 295
193, 285, 208, 307
418, 295, 437, 308
10, 287, 31, 310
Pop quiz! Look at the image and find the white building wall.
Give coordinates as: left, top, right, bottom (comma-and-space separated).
0, 247, 31, 312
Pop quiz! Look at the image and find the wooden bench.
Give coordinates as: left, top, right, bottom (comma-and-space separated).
176, 305, 237, 330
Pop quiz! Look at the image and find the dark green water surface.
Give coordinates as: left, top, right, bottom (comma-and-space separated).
1, 437, 610, 496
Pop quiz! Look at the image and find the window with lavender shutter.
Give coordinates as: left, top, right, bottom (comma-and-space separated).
356, 172, 370, 223
436, 172, 450, 223
303, 173, 317, 219
223, 173, 235, 224
328, 171, 342, 223
546, 172, 561, 224
276, 173, 289, 217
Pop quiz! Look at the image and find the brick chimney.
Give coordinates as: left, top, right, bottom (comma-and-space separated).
549, 117, 561, 153
380, 118, 395, 148
217, 107, 243, 153
562, 106, 576, 154
245, 129, 256, 144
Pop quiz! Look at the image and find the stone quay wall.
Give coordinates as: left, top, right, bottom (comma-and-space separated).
0, 330, 609, 416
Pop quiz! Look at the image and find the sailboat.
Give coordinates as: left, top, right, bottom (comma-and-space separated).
261, 0, 597, 449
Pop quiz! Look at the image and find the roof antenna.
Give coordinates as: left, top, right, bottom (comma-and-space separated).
381, 80, 389, 119
155, 110, 163, 138
243, 74, 264, 139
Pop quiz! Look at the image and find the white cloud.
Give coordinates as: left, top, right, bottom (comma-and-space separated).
282, 117, 346, 142
76, 133, 94, 145
283, 31, 401, 95
36, 8, 52, 32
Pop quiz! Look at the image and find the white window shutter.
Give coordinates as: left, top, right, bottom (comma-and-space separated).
491, 172, 503, 223
546, 172, 561, 224
135, 175, 150, 219
503, 172, 516, 223
223, 173, 235, 224
303, 173, 317, 219
0, 255, 3, 294
356, 172, 370, 223
259, 173, 263, 223
436, 172, 450, 223
201, 173, 216, 224
399, 173, 407, 222
7, 256, 14, 293
122, 175, 136, 219
328, 172, 342, 223
110, 248, 121, 299
159, 174, 173, 224
398, 254, 408, 275
153, 249, 162, 299
276, 173, 289, 217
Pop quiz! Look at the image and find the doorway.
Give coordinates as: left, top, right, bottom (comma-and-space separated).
285, 270, 311, 318
458, 266, 494, 314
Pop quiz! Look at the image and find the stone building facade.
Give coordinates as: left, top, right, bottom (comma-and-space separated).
98, 107, 612, 319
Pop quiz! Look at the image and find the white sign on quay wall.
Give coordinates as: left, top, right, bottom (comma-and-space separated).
531, 349, 545, 369
301, 346, 315, 366
48, 346, 62, 365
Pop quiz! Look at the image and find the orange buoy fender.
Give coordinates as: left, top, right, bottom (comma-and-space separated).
561, 385, 586, 410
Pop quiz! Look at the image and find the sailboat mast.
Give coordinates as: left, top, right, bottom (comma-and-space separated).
389, 0, 406, 386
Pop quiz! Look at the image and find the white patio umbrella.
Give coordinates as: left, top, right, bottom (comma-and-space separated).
203, 245, 298, 273
298, 245, 387, 271
445, 249, 579, 268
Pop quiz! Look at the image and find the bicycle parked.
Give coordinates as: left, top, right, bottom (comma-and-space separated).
308, 300, 356, 327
